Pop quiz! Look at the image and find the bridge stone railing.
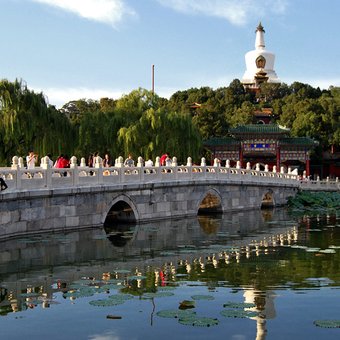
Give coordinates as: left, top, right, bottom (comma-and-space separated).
0, 156, 302, 192
299, 177, 340, 191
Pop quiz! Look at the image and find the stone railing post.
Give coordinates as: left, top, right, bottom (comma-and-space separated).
70, 156, 77, 169
41, 156, 52, 188
11, 156, 19, 170
116, 156, 124, 167
70, 156, 79, 186
137, 156, 144, 167
280, 166, 285, 174
18, 157, 24, 169
94, 156, 102, 168
187, 157, 192, 167
116, 156, 124, 183
256, 163, 260, 171
272, 165, 277, 173
246, 162, 251, 170
265, 164, 269, 172
11, 156, 21, 190
80, 157, 86, 167
225, 159, 230, 168
236, 161, 241, 169
94, 156, 103, 184
137, 156, 144, 182
200, 157, 206, 167
172, 156, 178, 167
213, 158, 221, 167
155, 156, 160, 167
41, 156, 49, 170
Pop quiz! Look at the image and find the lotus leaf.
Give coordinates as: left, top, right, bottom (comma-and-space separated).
191, 295, 215, 301
223, 302, 256, 308
314, 320, 340, 328
178, 316, 219, 327
89, 299, 125, 307
220, 309, 258, 318
142, 292, 175, 299
156, 309, 196, 319
108, 294, 134, 301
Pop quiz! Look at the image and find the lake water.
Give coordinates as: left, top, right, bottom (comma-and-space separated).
0, 208, 339, 339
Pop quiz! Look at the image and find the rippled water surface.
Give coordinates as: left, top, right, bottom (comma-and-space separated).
0, 208, 339, 339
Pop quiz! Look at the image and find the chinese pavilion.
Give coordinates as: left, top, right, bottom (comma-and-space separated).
204, 23, 317, 176
204, 125, 316, 176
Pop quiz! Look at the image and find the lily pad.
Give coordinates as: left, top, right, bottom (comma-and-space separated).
220, 309, 258, 318
108, 294, 134, 302
89, 299, 125, 307
142, 292, 175, 299
314, 320, 340, 328
178, 316, 219, 327
191, 295, 215, 301
223, 301, 256, 309
156, 309, 196, 319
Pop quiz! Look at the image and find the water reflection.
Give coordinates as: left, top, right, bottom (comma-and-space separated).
0, 209, 339, 339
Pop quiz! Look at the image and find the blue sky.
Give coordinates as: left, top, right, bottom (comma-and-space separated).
1, 0, 339, 108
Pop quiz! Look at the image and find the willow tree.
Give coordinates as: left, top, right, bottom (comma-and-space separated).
117, 108, 202, 163
0, 79, 74, 165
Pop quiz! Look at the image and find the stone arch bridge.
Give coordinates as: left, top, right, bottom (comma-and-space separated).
0, 162, 300, 239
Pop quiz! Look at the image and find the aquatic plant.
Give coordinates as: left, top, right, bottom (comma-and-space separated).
89, 299, 125, 307
191, 295, 215, 301
141, 292, 175, 299
156, 309, 196, 319
220, 309, 258, 318
314, 320, 340, 328
178, 316, 219, 327
222, 301, 256, 308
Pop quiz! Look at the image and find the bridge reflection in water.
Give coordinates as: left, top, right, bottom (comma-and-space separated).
2, 207, 323, 339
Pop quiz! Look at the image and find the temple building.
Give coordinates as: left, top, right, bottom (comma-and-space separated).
242, 22, 280, 92
204, 23, 317, 177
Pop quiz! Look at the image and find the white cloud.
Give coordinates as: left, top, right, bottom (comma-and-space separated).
156, 0, 288, 26
32, 0, 136, 27
35, 86, 128, 108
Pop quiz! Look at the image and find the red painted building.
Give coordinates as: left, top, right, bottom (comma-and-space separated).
204, 124, 317, 177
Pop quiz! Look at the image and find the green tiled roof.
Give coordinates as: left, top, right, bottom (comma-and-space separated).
280, 137, 318, 146
229, 124, 290, 134
203, 137, 239, 146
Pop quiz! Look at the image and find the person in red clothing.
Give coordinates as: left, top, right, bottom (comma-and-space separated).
54, 154, 70, 176
160, 153, 168, 166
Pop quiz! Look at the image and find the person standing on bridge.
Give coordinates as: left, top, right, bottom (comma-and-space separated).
26, 151, 38, 169
124, 154, 135, 167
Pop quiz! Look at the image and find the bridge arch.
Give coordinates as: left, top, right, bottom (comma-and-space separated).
261, 189, 275, 208
197, 188, 223, 214
103, 194, 139, 226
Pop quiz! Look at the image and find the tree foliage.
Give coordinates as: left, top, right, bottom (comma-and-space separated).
1, 79, 340, 166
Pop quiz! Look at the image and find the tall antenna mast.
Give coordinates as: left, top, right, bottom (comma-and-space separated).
151, 64, 155, 94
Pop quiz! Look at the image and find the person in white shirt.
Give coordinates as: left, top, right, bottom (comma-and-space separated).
26, 151, 37, 169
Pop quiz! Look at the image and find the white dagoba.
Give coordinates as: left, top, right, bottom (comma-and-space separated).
242, 23, 280, 89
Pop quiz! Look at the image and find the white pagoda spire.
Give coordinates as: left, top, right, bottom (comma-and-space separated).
255, 22, 265, 49
241, 22, 280, 89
